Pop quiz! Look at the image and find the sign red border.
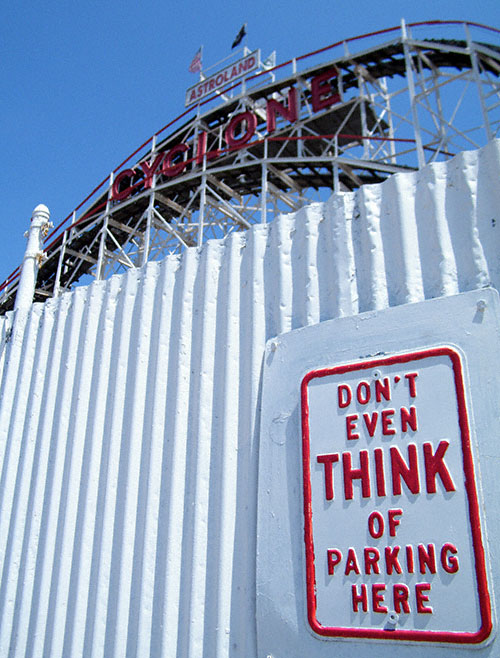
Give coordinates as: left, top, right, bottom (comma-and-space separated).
301, 347, 492, 643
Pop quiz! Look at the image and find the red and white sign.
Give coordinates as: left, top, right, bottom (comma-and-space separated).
112, 68, 340, 203
301, 347, 492, 643
185, 50, 260, 106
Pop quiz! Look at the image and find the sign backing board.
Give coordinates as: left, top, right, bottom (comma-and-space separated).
185, 50, 260, 106
257, 289, 499, 658
302, 347, 490, 643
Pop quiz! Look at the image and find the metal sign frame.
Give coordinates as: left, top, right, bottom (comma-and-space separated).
301, 346, 492, 644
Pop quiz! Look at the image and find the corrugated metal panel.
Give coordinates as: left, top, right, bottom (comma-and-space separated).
0, 139, 499, 657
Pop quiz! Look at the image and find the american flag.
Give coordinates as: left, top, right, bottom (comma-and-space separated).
189, 47, 202, 73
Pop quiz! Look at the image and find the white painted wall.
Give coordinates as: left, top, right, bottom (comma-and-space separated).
0, 139, 499, 657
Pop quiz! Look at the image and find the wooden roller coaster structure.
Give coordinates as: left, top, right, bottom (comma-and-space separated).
1, 20, 499, 314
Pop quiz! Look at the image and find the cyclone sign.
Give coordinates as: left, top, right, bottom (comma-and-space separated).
301, 347, 492, 643
111, 67, 340, 204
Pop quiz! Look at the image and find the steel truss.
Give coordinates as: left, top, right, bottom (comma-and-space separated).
1, 21, 499, 313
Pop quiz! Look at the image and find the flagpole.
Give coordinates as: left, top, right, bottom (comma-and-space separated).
199, 45, 204, 82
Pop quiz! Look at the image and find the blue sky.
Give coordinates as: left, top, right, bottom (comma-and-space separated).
1, 0, 499, 287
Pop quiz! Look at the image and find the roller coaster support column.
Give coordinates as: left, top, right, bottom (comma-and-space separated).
261, 138, 268, 224
198, 172, 207, 247
466, 24, 494, 142
97, 173, 114, 280
401, 19, 426, 168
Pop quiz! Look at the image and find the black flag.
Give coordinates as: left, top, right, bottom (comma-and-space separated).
231, 24, 247, 49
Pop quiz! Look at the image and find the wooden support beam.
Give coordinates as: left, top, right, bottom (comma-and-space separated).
339, 163, 363, 187
107, 217, 143, 236
267, 164, 302, 193
206, 174, 243, 203
205, 195, 251, 228
156, 192, 192, 219
267, 182, 301, 210
65, 248, 98, 265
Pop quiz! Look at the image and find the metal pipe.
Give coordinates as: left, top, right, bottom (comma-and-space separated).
14, 204, 52, 312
